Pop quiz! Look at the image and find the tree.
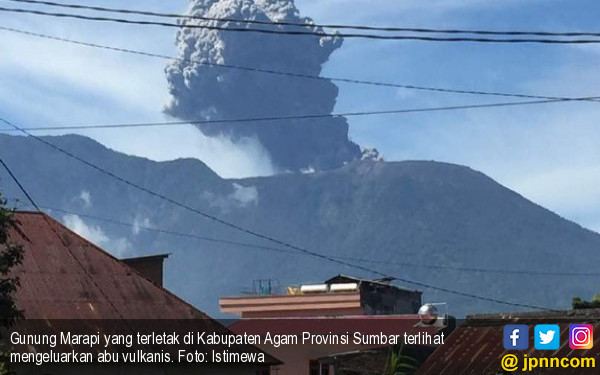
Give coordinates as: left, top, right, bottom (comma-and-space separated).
0, 191, 24, 374
382, 343, 419, 375
572, 295, 600, 309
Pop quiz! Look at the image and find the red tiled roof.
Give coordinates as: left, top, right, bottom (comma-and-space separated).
7, 212, 208, 320
417, 311, 600, 374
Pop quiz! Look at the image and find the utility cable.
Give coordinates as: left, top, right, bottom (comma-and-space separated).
3, 98, 600, 133
0, 115, 556, 311
6, 0, 600, 37
2, 6, 600, 43
2, 25, 600, 104
10, 200, 600, 278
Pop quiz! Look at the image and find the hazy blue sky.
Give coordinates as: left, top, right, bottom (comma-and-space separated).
1, 0, 599, 233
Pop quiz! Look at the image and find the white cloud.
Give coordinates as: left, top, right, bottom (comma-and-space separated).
78, 190, 91, 208
202, 183, 259, 212
132, 215, 152, 236
0, 26, 167, 114
0, 16, 277, 178
230, 183, 259, 207
63, 214, 131, 257
84, 124, 276, 178
3, 0, 599, 234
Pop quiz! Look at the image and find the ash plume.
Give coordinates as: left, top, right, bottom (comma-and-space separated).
164, 0, 361, 172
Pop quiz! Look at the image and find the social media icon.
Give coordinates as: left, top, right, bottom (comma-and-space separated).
503, 325, 529, 350
534, 324, 560, 350
569, 324, 593, 349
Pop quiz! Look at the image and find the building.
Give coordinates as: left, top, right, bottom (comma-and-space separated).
326, 275, 422, 315
417, 309, 600, 374
3, 211, 278, 374
122, 253, 170, 286
230, 316, 440, 375
221, 275, 437, 375
318, 345, 436, 375
220, 274, 422, 318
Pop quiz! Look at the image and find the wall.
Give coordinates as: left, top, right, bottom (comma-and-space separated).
360, 283, 422, 315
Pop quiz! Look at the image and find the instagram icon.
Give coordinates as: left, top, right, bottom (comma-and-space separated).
569, 324, 593, 349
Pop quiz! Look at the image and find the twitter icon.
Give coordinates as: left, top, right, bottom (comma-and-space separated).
534, 324, 560, 350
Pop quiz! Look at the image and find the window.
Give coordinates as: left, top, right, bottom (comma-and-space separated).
309, 360, 329, 375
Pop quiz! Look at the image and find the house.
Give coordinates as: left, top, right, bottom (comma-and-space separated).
229, 316, 440, 375
221, 275, 439, 375
417, 309, 600, 374
220, 274, 422, 318
3, 211, 278, 374
121, 253, 170, 286
318, 344, 436, 375
326, 275, 422, 315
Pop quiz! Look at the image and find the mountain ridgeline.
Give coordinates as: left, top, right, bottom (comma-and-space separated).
1, 133, 598, 317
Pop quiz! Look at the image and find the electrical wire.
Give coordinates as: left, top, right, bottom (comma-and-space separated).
2, 98, 598, 133
2, 25, 599, 105
7, 0, 600, 38
0, 115, 556, 311
2, 5, 600, 43
9, 199, 600, 278
0, 158, 182, 366
0, 156, 130, 320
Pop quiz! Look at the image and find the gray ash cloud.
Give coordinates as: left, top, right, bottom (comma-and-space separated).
164, 0, 361, 172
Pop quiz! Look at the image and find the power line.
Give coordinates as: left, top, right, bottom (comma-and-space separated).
0, 115, 555, 311
11, 199, 600, 278
2, 25, 600, 105
0, 156, 130, 321
0, 158, 169, 356
2, 5, 600, 44
14, 200, 299, 256
2, 97, 599, 133
0, 159, 40, 215
8, 0, 600, 38
341, 256, 600, 277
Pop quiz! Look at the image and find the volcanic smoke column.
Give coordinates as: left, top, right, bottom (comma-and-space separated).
164, 0, 361, 172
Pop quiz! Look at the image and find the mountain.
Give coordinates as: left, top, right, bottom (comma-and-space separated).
1, 133, 598, 317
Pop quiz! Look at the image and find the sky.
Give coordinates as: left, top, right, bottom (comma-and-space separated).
1, 0, 600, 233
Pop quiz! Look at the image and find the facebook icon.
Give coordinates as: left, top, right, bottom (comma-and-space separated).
503, 325, 529, 350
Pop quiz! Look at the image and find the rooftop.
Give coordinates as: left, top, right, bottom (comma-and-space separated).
417, 310, 600, 374
4, 211, 280, 364
7, 212, 205, 319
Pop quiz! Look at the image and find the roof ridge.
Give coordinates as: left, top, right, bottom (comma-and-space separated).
12, 212, 211, 319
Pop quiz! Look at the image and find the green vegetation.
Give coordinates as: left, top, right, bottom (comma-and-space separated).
572, 294, 600, 309
383, 343, 419, 375
0, 192, 24, 375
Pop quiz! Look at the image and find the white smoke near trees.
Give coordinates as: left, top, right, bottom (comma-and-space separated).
201, 183, 259, 212
63, 214, 132, 257
164, 0, 361, 172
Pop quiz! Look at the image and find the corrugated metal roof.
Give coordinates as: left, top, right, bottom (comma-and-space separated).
417, 311, 600, 374
5, 212, 279, 363
8, 212, 206, 320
